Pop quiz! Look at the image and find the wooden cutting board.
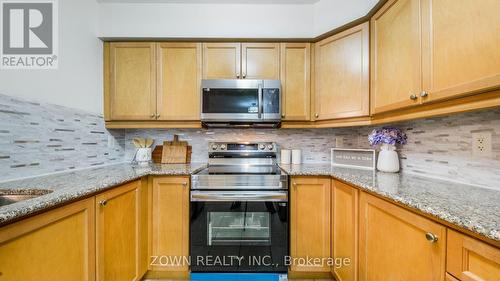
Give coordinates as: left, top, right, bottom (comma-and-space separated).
161, 135, 188, 164
153, 145, 191, 164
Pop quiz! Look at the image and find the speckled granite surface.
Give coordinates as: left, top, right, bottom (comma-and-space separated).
0, 163, 206, 225
279, 164, 500, 243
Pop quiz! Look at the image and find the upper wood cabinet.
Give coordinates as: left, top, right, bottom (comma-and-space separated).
108, 42, 157, 120
242, 43, 280, 79
202, 43, 241, 79
96, 180, 146, 281
359, 192, 446, 281
447, 229, 500, 281
331, 180, 359, 281
290, 177, 331, 272
0, 198, 95, 281
371, 0, 423, 114
314, 23, 370, 120
157, 43, 202, 120
280, 43, 311, 121
421, 0, 500, 103
150, 176, 190, 272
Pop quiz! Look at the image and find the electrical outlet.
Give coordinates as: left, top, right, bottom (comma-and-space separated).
472, 131, 492, 157
335, 137, 344, 147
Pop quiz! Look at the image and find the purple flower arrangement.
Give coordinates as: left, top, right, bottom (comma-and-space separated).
368, 126, 408, 146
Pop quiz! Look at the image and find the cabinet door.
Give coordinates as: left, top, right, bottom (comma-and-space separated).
447, 229, 500, 281
0, 198, 95, 281
332, 180, 359, 281
242, 43, 280, 79
314, 23, 369, 120
157, 43, 202, 120
371, 0, 423, 114
203, 43, 241, 79
109, 42, 156, 120
96, 180, 144, 281
359, 192, 446, 281
290, 177, 331, 272
421, 0, 500, 103
150, 177, 190, 272
280, 43, 311, 121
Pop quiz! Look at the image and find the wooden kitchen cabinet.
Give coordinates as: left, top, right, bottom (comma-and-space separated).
280, 43, 311, 121
370, 0, 423, 114
157, 43, 202, 121
290, 177, 331, 272
446, 229, 500, 281
314, 23, 369, 120
108, 42, 157, 120
202, 43, 241, 79
421, 0, 500, 103
0, 198, 95, 281
150, 176, 190, 272
331, 180, 359, 281
96, 180, 146, 281
359, 192, 446, 281
242, 43, 280, 79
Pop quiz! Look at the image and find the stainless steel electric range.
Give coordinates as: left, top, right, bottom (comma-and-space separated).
190, 142, 289, 273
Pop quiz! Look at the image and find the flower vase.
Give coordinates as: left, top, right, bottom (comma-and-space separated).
377, 143, 400, 173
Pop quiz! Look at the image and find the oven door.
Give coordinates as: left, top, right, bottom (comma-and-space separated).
190, 191, 288, 272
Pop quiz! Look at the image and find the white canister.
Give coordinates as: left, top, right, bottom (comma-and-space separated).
280, 149, 291, 164
291, 149, 302, 164
135, 148, 152, 165
376, 143, 400, 173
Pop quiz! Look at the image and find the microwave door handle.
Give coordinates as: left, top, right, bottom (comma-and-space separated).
258, 84, 263, 119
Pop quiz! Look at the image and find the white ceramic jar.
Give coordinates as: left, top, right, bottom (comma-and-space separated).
376, 143, 400, 173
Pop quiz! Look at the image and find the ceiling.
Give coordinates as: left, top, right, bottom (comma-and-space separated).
97, 0, 320, 4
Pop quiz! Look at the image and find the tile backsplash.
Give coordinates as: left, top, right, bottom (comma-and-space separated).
1, 94, 499, 190
0, 94, 125, 182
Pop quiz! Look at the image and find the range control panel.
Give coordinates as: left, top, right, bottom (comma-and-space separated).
209, 142, 277, 153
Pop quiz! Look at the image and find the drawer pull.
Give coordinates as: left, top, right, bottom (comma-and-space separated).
425, 232, 438, 243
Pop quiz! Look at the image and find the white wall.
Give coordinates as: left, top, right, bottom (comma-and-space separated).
0, 0, 103, 114
313, 0, 379, 35
98, 3, 314, 38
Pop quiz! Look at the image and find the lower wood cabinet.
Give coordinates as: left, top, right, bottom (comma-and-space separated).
331, 180, 359, 281
290, 177, 331, 272
150, 176, 190, 272
446, 229, 500, 281
96, 180, 147, 281
359, 192, 446, 281
0, 198, 96, 281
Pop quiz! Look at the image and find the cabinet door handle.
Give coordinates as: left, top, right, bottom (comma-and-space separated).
156, 114, 160, 118
420, 91, 429, 98
315, 113, 319, 118
410, 94, 418, 101
150, 113, 155, 118
236, 74, 240, 79
293, 182, 297, 187
99, 200, 107, 207
182, 182, 188, 187
242, 73, 247, 79
425, 232, 438, 243
281, 114, 285, 118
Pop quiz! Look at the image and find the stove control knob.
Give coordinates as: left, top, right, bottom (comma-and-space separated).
259, 144, 266, 150
220, 144, 227, 150
267, 144, 274, 150
211, 144, 219, 150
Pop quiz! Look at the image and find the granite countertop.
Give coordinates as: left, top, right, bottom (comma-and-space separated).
279, 164, 500, 243
0, 163, 206, 226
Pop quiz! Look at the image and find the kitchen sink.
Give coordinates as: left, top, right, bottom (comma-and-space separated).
0, 189, 53, 207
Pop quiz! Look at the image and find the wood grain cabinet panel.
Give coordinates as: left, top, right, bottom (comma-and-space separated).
446, 229, 500, 281
96, 180, 145, 281
242, 43, 280, 79
331, 180, 359, 281
0, 198, 95, 281
202, 43, 241, 79
150, 176, 190, 272
359, 192, 446, 281
157, 43, 202, 121
314, 23, 369, 120
109, 42, 157, 120
421, 0, 500, 103
370, 0, 423, 114
280, 43, 311, 121
290, 177, 331, 272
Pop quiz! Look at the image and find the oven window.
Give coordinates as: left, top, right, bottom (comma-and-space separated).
202, 89, 259, 113
208, 212, 271, 246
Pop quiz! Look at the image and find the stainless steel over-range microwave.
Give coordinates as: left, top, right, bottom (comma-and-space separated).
200, 79, 281, 128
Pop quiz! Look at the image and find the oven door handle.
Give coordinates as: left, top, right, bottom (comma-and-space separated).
191, 191, 288, 202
